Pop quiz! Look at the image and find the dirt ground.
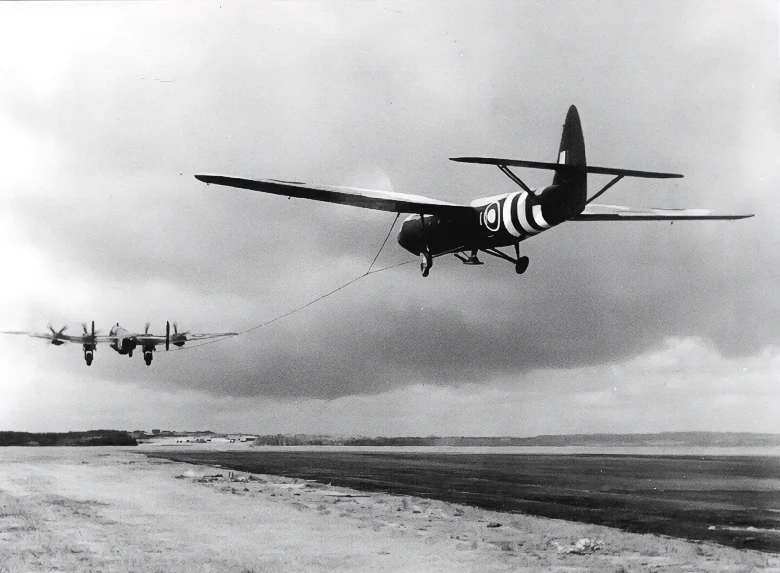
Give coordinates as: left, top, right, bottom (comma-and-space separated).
0, 447, 778, 573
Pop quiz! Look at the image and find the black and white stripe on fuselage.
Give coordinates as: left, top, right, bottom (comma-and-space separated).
476, 190, 552, 244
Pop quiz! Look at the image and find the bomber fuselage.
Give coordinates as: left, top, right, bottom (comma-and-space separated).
108, 323, 137, 355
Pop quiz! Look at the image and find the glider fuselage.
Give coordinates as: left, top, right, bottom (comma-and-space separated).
397, 182, 583, 257
194, 104, 751, 278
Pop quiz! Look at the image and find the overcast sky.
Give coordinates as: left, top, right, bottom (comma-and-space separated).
1, 1, 778, 435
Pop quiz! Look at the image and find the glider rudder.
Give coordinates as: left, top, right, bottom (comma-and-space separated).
553, 105, 587, 213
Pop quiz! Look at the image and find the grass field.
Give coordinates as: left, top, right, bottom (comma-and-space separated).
147, 450, 780, 552
2, 447, 778, 572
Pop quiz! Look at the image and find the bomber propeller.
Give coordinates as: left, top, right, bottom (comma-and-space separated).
81, 320, 99, 339
46, 323, 68, 346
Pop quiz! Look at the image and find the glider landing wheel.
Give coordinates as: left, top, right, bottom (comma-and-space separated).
515, 256, 529, 275
420, 249, 432, 278
144, 355, 153, 366
85, 355, 93, 366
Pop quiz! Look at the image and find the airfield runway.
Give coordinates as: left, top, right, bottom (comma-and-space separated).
148, 449, 780, 553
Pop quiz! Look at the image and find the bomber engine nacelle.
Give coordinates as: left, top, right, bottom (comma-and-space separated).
81, 321, 98, 366
47, 324, 68, 346
142, 344, 155, 366
171, 321, 187, 347
165, 320, 188, 349
142, 323, 156, 365
83, 345, 95, 366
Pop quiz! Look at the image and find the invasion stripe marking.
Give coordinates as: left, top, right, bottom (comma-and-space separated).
502, 192, 521, 237
531, 204, 550, 229
517, 193, 539, 234
524, 195, 544, 232
509, 193, 525, 238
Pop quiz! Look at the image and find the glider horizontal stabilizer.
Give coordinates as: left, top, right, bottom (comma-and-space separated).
450, 157, 683, 179
573, 204, 754, 221
194, 174, 474, 217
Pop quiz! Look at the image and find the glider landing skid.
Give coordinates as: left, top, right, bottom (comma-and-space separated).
455, 244, 529, 275
454, 250, 484, 266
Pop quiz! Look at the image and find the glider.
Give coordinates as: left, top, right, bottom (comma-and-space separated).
1, 321, 237, 366
195, 106, 752, 277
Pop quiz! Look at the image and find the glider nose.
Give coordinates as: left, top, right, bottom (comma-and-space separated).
397, 215, 423, 255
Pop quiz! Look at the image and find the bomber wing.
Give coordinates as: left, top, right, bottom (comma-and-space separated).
134, 332, 237, 345
134, 334, 167, 345
573, 204, 754, 221
1, 330, 78, 342
194, 175, 474, 217
181, 332, 238, 341
1, 327, 87, 344
1, 330, 120, 344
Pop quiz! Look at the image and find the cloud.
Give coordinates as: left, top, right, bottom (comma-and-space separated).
2, 337, 777, 435
0, 1, 778, 430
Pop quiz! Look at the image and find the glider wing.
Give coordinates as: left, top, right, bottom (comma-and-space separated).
194, 175, 475, 217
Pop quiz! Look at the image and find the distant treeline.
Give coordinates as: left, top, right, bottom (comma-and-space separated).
253, 434, 345, 446
0, 430, 137, 447
252, 432, 780, 448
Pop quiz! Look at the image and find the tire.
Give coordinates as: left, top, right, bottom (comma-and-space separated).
516, 256, 529, 275
420, 249, 432, 277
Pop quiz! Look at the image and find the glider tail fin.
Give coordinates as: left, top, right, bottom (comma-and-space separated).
553, 105, 587, 213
